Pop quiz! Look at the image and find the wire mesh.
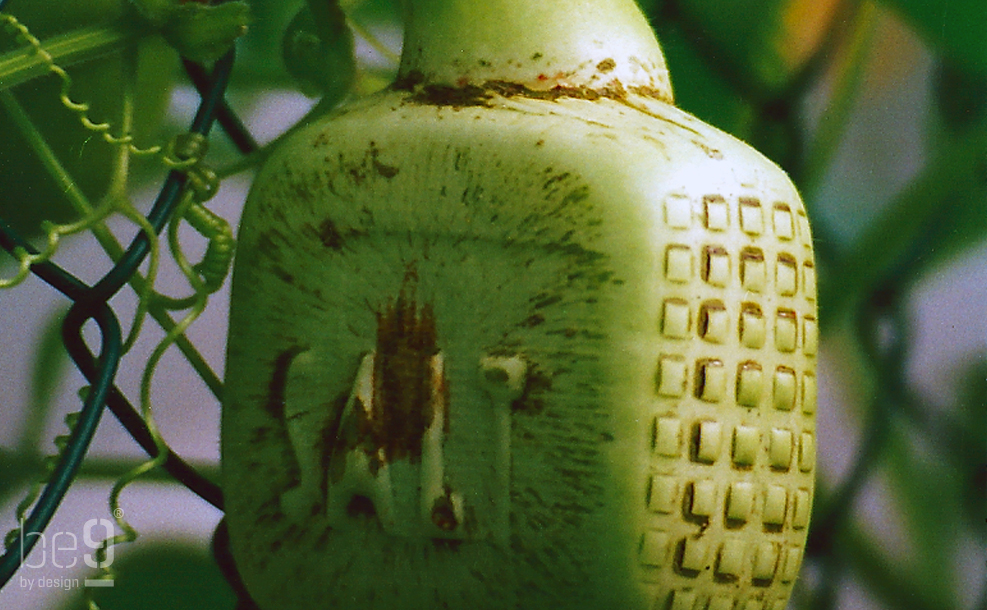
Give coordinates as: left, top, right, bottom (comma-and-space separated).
0, 43, 237, 590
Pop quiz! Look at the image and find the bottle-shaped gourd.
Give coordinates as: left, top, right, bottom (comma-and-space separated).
222, 1, 818, 608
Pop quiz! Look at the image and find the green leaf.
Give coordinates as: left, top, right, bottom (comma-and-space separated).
882, 0, 987, 74
652, 22, 754, 140
885, 426, 962, 609
283, 1, 356, 100
670, 0, 847, 99
821, 118, 987, 316
934, 61, 987, 134
25, 307, 71, 449
0, 2, 175, 238
74, 543, 237, 610
160, 2, 251, 64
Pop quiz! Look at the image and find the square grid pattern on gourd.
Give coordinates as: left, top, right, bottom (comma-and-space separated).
640, 192, 817, 609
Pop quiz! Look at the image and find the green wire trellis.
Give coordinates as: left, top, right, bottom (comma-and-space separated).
0, 34, 244, 591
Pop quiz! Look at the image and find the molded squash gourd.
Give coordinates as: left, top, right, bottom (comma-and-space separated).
222, 1, 818, 608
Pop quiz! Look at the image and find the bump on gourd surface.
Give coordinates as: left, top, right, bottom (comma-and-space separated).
223, 82, 817, 609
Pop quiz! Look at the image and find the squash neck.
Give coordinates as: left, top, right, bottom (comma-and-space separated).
397, 0, 673, 102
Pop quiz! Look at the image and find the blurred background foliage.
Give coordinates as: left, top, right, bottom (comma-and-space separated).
0, 0, 984, 609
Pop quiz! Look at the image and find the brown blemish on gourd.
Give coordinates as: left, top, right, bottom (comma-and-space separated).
311, 218, 367, 251
368, 142, 400, 178
337, 142, 401, 186
430, 490, 459, 531
511, 366, 551, 413
317, 219, 344, 250
266, 346, 306, 420
395, 71, 669, 108
365, 269, 440, 463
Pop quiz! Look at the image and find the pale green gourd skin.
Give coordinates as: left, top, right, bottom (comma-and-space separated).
223, 86, 817, 609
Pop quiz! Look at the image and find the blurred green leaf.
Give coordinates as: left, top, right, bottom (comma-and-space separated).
282, 1, 356, 100
881, 0, 987, 74
954, 359, 987, 537
838, 520, 959, 610
234, 0, 305, 82
821, 119, 987, 316
669, 0, 848, 99
653, 22, 754, 138
0, 0, 178, 237
73, 543, 236, 610
885, 426, 961, 609
27, 307, 71, 447
157, 1, 251, 64
934, 61, 987, 134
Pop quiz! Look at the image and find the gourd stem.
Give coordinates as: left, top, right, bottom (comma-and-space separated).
398, 0, 673, 101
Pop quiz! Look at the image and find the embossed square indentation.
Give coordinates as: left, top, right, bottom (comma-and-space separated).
665, 245, 693, 283
776, 254, 798, 296
717, 539, 746, 578
763, 485, 788, 526
803, 262, 817, 300
639, 530, 669, 566
773, 203, 795, 240
792, 489, 811, 529
690, 480, 717, 517
704, 195, 729, 231
653, 417, 682, 457
802, 372, 817, 414
726, 481, 755, 522
648, 475, 678, 513
775, 309, 798, 352
740, 303, 767, 349
680, 538, 710, 572
739, 197, 763, 235
709, 597, 736, 610
697, 359, 727, 403
780, 546, 803, 582
799, 432, 816, 472
803, 317, 819, 356
703, 246, 730, 287
699, 300, 729, 344
661, 298, 691, 339
797, 210, 812, 245
741, 248, 767, 292
733, 425, 759, 467
664, 194, 692, 229
695, 421, 723, 463
657, 356, 687, 397
769, 429, 794, 470
671, 590, 698, 610
736, 361, 763, 408
772, 367, 797, 411
752, 542, 779, 581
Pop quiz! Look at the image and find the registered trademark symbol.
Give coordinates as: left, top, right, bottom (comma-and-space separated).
113, 508, 124, 519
